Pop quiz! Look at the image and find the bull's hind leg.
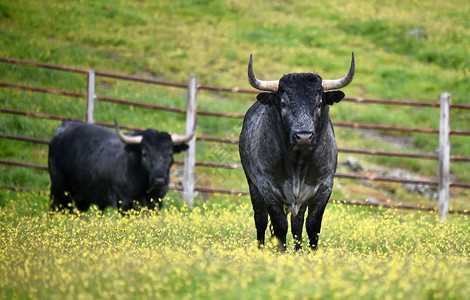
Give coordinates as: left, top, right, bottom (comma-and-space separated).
248, 180, 268, 248
49, 161, 74, 212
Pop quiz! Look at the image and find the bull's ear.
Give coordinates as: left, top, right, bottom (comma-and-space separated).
323, 91, 345, 105
173, 144, 189, 153
256, 92, 277, 106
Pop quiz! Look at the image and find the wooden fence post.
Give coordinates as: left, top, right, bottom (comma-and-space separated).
183, 75, 198, 206
438, 93, 451, 220
86, 70, 95, 124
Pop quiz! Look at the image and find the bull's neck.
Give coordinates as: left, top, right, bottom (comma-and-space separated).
281, 145, 311, 201
284, 145, 313, 163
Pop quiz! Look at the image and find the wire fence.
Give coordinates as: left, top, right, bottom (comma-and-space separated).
1, 57, 469, 215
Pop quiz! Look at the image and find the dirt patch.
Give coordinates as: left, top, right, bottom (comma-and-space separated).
357, 129, 413, 149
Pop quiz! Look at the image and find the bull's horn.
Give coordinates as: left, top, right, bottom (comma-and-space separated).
170, 118, 198, 144
322, 52, 355, 91
114, 119, 142, 144
248, 54, 279, 92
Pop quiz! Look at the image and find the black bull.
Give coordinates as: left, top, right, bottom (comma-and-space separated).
48, 120, 194, 213
239, 53, 355, 250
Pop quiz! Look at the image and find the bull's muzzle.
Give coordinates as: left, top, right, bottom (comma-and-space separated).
294, 131, 314, 145
150, 176, 167, 188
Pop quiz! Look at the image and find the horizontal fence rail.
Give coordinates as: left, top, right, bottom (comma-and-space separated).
3, 81, 470, 136
1, 183, 469, 215
3, 127, 470, 165
2, 156, 470, 189
3, 56, 470, 109
3, 132, 470, 164
1, 56, 470, 216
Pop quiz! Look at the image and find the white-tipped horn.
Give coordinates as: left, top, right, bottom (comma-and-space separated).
170, 118, 197, 144
248, 54, 279, 92
114, 119, 142, 144
170, 133, 191, 144
321, 52, 355, 91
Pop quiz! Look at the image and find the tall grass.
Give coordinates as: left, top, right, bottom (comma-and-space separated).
0, 191, 469, 299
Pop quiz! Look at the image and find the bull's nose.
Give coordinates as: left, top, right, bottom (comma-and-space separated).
152, 177, 166, 187
294, 131, 314, 145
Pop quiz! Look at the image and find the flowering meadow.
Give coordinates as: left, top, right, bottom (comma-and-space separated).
0, 191, 468, 299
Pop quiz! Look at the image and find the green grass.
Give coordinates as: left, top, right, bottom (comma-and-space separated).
1, 0, 469, 207
1, 0, 469, 204
0, 1, 469, 297
0, 191, 469, 299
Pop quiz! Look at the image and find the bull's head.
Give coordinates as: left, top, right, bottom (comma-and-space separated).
114, 120, 194, 189
248, 53, 355, 148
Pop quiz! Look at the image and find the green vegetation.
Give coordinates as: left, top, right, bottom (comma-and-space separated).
0, 1, 469, 298
1, 0, 469, 208
1, 192, 469, 299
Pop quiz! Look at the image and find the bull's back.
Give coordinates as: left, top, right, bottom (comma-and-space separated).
49, 121, 122, 181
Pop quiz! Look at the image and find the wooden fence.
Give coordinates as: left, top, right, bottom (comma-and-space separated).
1, 57, 470, 218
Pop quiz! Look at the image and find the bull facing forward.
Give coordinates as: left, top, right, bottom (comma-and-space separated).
239, 53, 355, 250
48, 120, 194, 213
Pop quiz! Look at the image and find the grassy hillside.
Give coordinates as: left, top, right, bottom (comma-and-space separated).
1, 0, 469, 209
1, 0, 469, 97
0, 0, 470, 202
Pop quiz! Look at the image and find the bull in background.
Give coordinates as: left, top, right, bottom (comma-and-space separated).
48, 120, 194, 213
239, 53, 355, 251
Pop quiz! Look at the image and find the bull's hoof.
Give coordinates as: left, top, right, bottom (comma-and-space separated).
276, 244, 287, 253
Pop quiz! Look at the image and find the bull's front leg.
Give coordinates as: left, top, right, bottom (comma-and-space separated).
291, 203, 307, 251
267, 203, 288, 252
306, 185, 332, 250
117, 197, 140, 215
146, 188, 167, 210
